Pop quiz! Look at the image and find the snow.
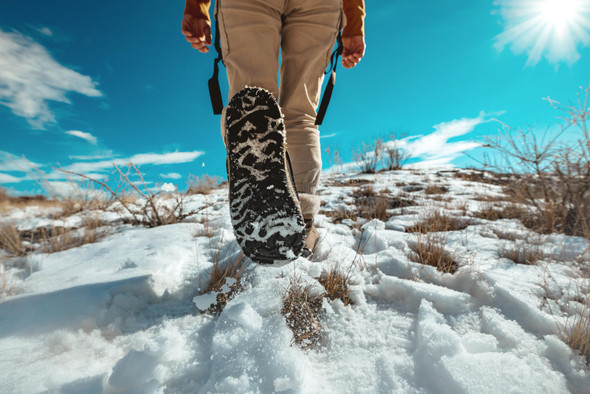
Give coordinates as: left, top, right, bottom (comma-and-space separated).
1, 167, 589, 393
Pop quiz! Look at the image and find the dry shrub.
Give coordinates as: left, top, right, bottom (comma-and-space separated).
563, 295, 590, 364
282, 275, 324, 348
187, 174, 220, 195
0, 222, 27, 256
406, 210, 470, 233
323, 145, 344, 170
316, 266, 355, 306
408, 233, 458, 274
382, 138, 409, 171
60, 163, 208, 227
353, 139, 383, 174
499, 241, 543, 265
484, 83, 590, 238
424, 184, 449, 195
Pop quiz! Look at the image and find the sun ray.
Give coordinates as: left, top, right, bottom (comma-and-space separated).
495, 0, 590, 66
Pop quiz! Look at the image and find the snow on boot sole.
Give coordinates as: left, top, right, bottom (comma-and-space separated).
225, 86, 306, 265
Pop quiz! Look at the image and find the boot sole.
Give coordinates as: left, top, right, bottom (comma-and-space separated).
225, 87, 305, 265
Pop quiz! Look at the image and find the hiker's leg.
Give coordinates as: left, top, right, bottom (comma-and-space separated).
216, 0, 282, 142
280, 0, 342, 218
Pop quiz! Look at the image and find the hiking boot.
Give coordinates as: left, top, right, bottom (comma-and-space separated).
225, 86, 306, 265
301, 217, 319, 258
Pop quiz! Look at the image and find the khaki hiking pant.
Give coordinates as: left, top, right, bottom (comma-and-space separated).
216, 0, 343, 218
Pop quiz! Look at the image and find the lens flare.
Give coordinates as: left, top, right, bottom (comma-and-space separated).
495, 0, 590, 66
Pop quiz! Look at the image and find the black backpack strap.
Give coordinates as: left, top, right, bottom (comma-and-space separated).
315, 32, 343, 126
208, 15, 224, 115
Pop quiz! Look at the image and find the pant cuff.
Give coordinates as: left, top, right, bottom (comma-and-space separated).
299, 193, 321, 218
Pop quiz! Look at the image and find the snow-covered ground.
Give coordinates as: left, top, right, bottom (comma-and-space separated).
1, 168, 589, 393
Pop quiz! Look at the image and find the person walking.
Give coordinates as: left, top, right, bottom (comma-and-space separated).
181, 0, 365, 264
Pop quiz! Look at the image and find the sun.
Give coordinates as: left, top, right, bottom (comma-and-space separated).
495, 0, 590, 66
537, 0, 582, 32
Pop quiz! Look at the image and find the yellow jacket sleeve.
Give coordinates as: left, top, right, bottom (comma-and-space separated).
184, 0, 211, 23
342, 0, 365, 38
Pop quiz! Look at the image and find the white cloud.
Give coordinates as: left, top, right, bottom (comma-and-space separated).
0, 173, 23, 183
65, 130, 98, 144
62, 150, 205, 174
0, 29, 102, 128
321, 133, 337, 139
37, 27, 53, 37
160, 173, 182, 179
403, 114, 486, 165
0, 151, 42, 172
69, 151, 115, 161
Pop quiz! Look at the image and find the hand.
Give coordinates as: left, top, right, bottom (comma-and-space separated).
341, 35, 365, 69
181, 14, 212, 53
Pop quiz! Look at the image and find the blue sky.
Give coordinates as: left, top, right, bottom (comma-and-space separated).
1, 0, 589, 195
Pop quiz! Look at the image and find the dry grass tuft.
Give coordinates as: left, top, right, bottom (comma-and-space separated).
0, 217, 109, 256
499, 241, 544, 265
473, 203, 542, 231
406, 210, 470, 233
282, 275, 324, 348
324, 178, 373, 188
316, 266, 355, 306
355, 187, 413, 222
187, 174, 220, 195
0, 222, 28, 256
324, 188, 414, 226
408, 233, 458, 274
452, 170, 510, 186
357, 194, 390, 222
490, 228, 521, 241
202, 246, 249, 314
563, 295, 590, 364
0, 189, 60, 213
40, 218, 109, 254
424, 184, 449, 195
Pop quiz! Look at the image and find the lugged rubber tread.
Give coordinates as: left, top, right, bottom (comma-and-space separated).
225, 86, 306, 265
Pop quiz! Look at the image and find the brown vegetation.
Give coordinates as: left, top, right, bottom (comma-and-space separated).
483, 83, 590, 238
408, 233, 458, 274
282, 274, 323, 348
498, 241, 544, 265
187, 174, 220, 195
202, 248, 248, 314
406, 210, 470, 233
316, 266, 355, 306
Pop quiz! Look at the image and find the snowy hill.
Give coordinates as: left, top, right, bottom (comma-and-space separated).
1, 168, 589, 393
